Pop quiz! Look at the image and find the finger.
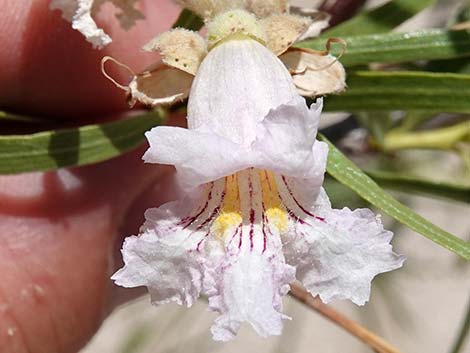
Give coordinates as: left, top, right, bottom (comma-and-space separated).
0, 0, 179, 120
0, 152, 177, 353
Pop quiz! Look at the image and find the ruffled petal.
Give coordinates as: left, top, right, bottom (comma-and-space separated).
281, 188, 405, 305
143, 126, 247, 189
253, 97, 326, 179
144, 97, 327, 189
206, 245, 295, 341
112, 183, 226, 306
111, 228, 203, 306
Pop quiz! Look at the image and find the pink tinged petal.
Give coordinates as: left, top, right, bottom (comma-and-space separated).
253, 97, 328, 179
208, 251, 295, 341
187, 39, 299, 146
142, 126, 248, 189
112, 180, 226, 306
111, 231, 203, 306
143, 98, 327, 190
280, 185, 405, 305
204, 169, 295, 341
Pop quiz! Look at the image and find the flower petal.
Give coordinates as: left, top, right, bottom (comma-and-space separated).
187, 39, 298, 145
252, 97, 327, 179
289, 8, 330, 41
143, 29, 207, 75
260, 14, 312, 55
280, 48, 346, 96
112, 183, 225, 306
143, 126, 247, 189
50, 0, 143, 48
112, 228, 203, 306
128, 64, 194, 106
245, 0, 289, 18
144, 97, 327, 189
281, 187, 405, 305
207, 249, 295, 341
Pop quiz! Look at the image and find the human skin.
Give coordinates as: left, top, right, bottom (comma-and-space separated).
0, 1, 181, 352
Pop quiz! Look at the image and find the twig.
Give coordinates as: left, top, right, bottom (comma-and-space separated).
289, 283, 403, 353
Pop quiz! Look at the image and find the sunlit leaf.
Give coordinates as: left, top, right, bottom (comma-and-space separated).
319, 134, 470, 260
323, 71, 470, 113
299, 29, 470, 67
366, 170, 470, 203
0, 112, 164, 174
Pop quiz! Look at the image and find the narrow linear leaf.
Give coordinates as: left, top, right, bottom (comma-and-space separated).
319, 134, 470, 260
0, 111, 52, 123
323, 71, 470, 113
172, 9, 203, 30
299, 29, 470, 67
0, 112, 164, 174
450, 297, 470, 353
366, 170, 470, 203
322, 0, 435, 37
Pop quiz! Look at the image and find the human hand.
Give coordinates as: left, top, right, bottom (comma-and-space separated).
0, 1, 181, 352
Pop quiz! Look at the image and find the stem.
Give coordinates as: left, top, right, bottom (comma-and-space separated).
383, 122, 470, 151
449, 297, 470, 353
289, 284, 403, 353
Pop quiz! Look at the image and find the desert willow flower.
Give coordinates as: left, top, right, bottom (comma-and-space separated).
54, 0, 404, 341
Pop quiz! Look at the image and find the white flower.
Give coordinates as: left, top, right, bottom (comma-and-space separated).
111, 5, 404, 341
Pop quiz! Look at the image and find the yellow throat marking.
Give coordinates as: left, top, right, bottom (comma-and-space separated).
212, 170, 288, 240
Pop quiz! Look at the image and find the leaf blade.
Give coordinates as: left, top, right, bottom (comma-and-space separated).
299, 29, 470, 67
319, 134, 470, 260
323, 71, 470, 113
366, 170, 470, 203
0, 112, 163, 174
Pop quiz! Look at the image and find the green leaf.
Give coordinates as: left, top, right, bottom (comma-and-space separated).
172, 9, 204, 31
298, 29, 470, 67
0, 112, 164, 174
450, 297, 470, 353
319, 134, 470, 260
0, 111, 52, 123
323, 71, 470, 113
366, 170, 470, 203
322, 0, 435, 37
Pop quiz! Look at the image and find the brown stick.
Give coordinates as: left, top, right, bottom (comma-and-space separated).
289, 283, 403, 353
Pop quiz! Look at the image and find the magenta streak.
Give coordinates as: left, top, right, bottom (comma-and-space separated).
228, 225, 242, 246
261, 213, 268, 253
248, 171, 255, 251
238, 227, 243, 249
195, 206, 220, 251
281, 176, 325, 222
178, 183, 214, 228
249, 209, 255, 251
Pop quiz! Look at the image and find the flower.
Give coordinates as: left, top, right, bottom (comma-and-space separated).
109, 1, 405, 342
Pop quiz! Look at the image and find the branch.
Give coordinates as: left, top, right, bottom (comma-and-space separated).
289, 283, 403, 353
